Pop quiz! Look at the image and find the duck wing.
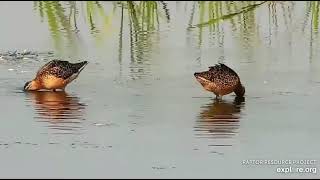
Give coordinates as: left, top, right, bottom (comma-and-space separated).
36, 60, 57, 76
207, 63, 240, 88
37, 60, 87, 80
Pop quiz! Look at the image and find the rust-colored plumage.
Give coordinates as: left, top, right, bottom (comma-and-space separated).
24, 60, 88, 91
194, 63, 245, 98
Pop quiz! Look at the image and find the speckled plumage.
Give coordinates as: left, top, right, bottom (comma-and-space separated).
24, 60, 88, 91
194, 63, 245, 97
36, 60, 87, 80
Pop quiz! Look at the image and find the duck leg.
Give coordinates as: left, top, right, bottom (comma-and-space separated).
215, 94, 222, 100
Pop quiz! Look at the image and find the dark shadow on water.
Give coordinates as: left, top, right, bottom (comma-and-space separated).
195, 96, 245, 147
25, 91, 87, 134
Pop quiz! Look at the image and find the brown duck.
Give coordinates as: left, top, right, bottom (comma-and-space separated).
194, 63, 245, 98
24, 60, 88, 91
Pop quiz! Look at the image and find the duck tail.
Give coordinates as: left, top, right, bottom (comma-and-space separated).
234, 82, 245, 97
74, 61, 88, 72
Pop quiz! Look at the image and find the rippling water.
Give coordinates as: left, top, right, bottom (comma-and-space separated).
25, 91, 87, 134
0, 1, 320, 178
195, 97, 245, 146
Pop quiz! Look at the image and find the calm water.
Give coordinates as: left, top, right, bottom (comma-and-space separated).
0, 1, 320, 178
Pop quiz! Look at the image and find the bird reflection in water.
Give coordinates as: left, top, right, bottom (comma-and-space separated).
195, 96, 245, 147
25, 91, 87, 134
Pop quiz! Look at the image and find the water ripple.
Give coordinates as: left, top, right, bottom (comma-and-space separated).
195, 96, 245, 147
25, 91, 87, 134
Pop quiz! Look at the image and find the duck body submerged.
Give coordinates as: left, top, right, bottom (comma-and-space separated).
194, 63, 245, 98
24, 60, 88, 91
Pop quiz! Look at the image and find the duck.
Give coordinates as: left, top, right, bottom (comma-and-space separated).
194, 63, 245, 99
24, 59, 88, 91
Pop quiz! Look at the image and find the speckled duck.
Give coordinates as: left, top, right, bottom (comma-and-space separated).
194, 63, 245, 98
24, 60, 88, 91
